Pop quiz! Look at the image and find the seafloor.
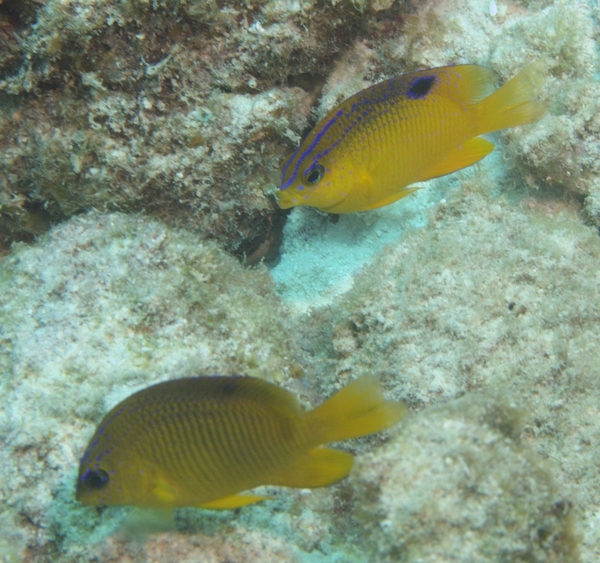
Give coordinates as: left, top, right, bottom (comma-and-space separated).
1, 0, 599, 561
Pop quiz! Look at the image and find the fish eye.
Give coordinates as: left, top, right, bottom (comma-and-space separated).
304, 164, 325, 184
82, 468, 109, 490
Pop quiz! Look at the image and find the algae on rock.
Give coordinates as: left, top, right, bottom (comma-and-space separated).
0, 0, 373, 255
353, 394, 580, 562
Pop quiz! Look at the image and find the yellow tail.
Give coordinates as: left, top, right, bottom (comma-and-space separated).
476, 62, 546, 134
306, 376, 405, 444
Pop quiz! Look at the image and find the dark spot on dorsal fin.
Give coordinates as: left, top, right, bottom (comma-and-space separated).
406, 75, 436, 100
219, 381, 238, 396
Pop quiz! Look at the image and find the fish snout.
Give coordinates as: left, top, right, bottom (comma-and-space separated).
277, 188, 298, 209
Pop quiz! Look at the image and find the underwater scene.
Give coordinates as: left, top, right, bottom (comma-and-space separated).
1, 0, 599, 561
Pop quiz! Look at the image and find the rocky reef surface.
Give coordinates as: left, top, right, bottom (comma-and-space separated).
1, 0, 599, 255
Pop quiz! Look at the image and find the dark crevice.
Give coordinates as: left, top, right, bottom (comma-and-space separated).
0, 0, 40, 29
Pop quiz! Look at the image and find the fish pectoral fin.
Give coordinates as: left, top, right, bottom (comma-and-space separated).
198, 493, 272, 510
421, 137, 494, 180
270, 447, 353, 488
361, 186, 420, 212
147, 474, 180, 508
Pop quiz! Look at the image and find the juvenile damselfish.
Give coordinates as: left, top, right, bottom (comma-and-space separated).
278, 64, 545, 213
77, 375, 404, 509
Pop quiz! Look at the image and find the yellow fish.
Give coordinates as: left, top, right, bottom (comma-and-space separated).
278, 64, 545, 213
76, 375, 404, 509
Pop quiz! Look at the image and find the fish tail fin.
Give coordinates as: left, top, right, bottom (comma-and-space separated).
476, 61, 546, 134
306, 376, 405, 444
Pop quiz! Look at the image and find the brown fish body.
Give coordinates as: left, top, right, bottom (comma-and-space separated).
77, 376, 404, 509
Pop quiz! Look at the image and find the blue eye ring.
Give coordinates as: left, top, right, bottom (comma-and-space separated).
82, 468, 109, 490
304, 164, 325, 184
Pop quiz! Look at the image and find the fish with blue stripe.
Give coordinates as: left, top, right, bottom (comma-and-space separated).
278, 63, 545, 213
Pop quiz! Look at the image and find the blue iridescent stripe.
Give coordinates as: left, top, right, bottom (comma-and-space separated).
280, 109, 344, 190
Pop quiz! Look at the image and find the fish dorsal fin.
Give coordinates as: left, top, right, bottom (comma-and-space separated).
269, 447, 353, 488
350, 65, 496, 111
145, 376, 303, 418
219, 376, 303, 417
424, 65, 497, 107
419, 137, 494, 181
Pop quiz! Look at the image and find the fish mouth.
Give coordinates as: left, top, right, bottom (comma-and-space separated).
276, 190, 296, 209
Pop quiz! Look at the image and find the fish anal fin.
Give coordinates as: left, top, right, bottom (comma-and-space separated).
198, 493, 272, 510
422, 137, 494, 180
362, 186, 420, 212
270, 447, 354, 488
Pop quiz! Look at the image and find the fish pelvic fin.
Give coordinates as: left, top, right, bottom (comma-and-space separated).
198, 493, 273, 510
476, 61, 546, 134
306, 376, 405, 444
117, 508, 176, 541
270, 447, 354, 488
